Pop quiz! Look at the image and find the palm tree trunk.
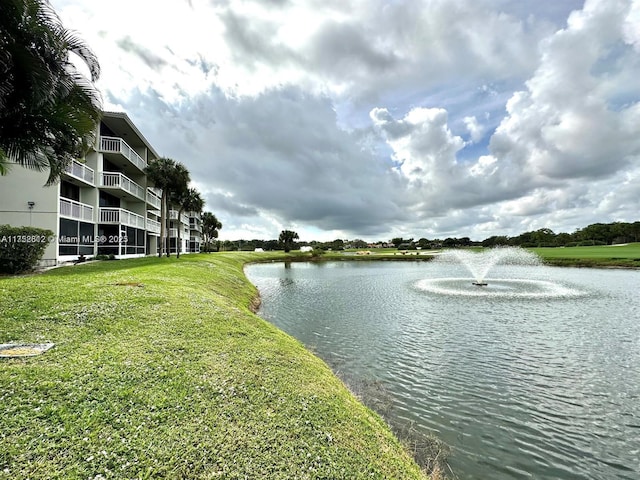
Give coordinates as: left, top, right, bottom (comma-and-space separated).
176, 208, 183, 258
159, 191, 166, 257
165, 198, 171, 257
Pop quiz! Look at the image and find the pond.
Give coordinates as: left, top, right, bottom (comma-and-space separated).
245, 260, 640, 480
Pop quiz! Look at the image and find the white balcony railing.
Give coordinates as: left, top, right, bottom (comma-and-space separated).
99, 208, 146, 229
100, 172, 145, 201
60, 198, 94, 222
169, 210, 190, 225
146, 218, 161, 234
99, 136, 147, 171
146, 188, 161, 209
64, 160, 94, 185
168, 227, 190, 237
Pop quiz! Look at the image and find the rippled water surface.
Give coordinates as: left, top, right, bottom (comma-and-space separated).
245, 261, 640, 480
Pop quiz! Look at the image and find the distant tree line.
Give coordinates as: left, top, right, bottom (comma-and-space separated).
221, 221, 640, 252
479, 221, 640, 248
405, 221, 640, 249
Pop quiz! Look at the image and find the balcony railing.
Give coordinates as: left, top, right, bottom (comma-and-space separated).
60, 197, 94, 222
101, 172, 145, 201
189, 223, 202, 232
99, 208, 146, 229
169, 210, 189, 225
146, 218, 161, 234
64, 160, 94, 185
146, 188, 161, 209
100, 136, 147, 171
168, 228, 190, 238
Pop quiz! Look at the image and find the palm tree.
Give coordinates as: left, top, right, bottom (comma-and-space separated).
165, 163, 190, 257
172, 187, 204, 258
0, 0, 102, 185
202, 212, 222, 252
279, 230, 299, 253
145, 157, 177, 257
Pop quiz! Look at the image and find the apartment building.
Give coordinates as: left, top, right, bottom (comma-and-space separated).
167, 209, 190, 254
188, 211, 202, 253
0, 111, 163, 266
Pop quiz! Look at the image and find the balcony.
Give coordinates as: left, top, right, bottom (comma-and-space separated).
99, 208, 146, 229
146, 218, 161, 235
189, 222, 202, 232
60, 198, 94, 222
169, 210, 189, 225
100, 172, 145, 201
64, 160, 94, 186
146, 188, 162, 209
168, 227, 190, 238
99, 136, 147, 172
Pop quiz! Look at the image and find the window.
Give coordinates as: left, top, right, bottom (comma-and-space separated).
60, 181, 80, 201
99, 191, 120, 208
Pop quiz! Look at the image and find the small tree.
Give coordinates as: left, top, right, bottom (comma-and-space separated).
146, 159, 190, 257
279, 230, 299, 253
172, 187, 204, 258
165, 163, 190, 257
145, 157, 177, 257
202, 212, 222, 252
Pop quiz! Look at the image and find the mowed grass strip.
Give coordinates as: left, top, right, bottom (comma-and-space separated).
531, 243, 640, 267
0, 254, 427, 479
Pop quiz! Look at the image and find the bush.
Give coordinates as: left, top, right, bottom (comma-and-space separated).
0, 225, 54, 274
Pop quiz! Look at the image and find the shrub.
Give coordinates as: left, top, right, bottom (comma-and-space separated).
0, 225, 54, 274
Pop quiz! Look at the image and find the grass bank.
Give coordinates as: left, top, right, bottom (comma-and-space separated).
0, 253, 428, 479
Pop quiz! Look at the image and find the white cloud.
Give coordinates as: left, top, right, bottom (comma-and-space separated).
490, 0, 640, 183
50, 0, 640, 241
463, 116, 486, 143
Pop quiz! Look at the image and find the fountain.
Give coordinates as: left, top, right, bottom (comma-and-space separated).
416, 247, 583, 298
444, 247, 541, 286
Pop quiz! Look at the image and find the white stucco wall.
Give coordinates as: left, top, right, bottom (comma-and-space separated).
0, 164, 60, 266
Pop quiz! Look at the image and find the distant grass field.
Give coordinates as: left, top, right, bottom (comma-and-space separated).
531, 243, 640, 267
531, 243, 640, 258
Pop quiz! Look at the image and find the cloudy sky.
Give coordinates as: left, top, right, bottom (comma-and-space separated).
52, 0, 640, 242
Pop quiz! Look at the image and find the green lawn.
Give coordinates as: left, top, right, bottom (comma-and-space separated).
531, 243, 640, 267
0, 253, 428, 479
